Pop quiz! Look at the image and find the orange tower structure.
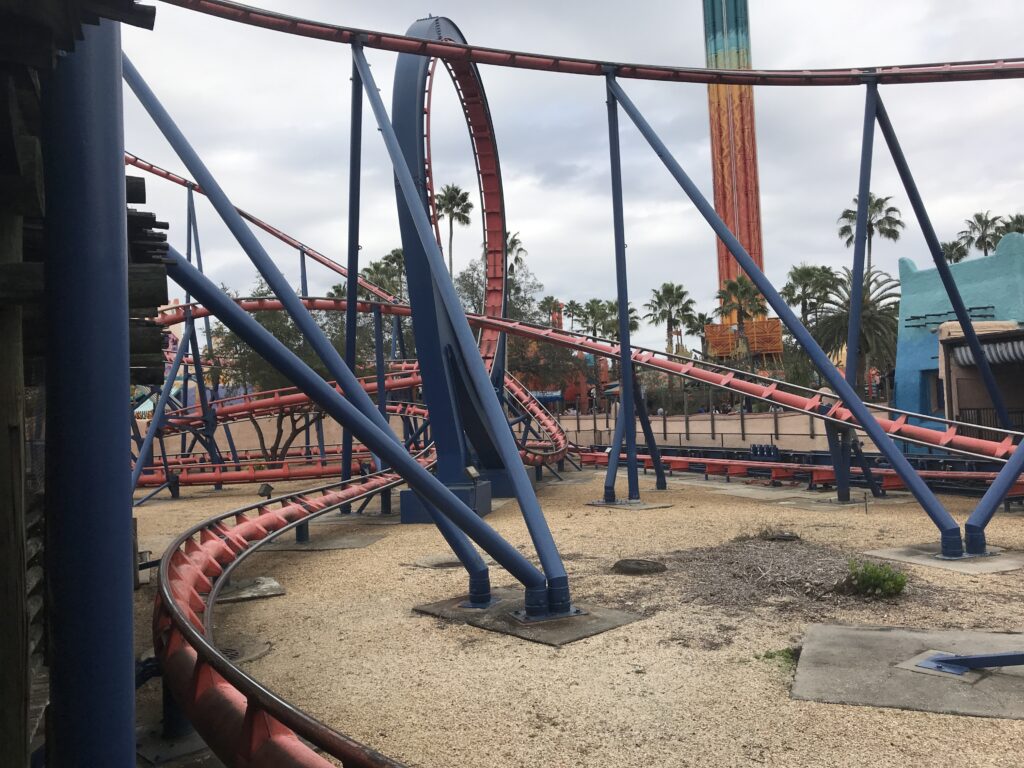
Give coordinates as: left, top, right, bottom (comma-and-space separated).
704, 0, 764, 311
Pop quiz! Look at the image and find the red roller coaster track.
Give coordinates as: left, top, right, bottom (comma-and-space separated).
160, 0, 1024, 86
134, 6, 1024, 767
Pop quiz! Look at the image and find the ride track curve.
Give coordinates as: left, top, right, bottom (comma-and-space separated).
155, 295, 1022, 463
131, 149, 1022, 484
133, 6, 1024, 767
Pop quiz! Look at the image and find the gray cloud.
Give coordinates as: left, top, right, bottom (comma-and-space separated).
124, 1, 1024, 351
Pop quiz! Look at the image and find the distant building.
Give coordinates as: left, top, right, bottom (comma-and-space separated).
894, 233, 1024, 428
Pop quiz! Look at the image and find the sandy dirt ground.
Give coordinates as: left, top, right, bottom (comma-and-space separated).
134, 470, 1024, 768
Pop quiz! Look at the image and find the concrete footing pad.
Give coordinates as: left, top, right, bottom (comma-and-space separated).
215, 576, 285, 603
864, 543, 1024, 574
414, 587, 639, 646
793, 624, 1024, 719
585, 499, 673, 510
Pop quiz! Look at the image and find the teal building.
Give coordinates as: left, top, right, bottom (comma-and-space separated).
894, 234, 1024, 420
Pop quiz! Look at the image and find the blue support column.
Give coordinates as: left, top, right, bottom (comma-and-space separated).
374, 304, 387, 420
834, 81, 878, 503
121, 55, 393, 454
874, 95, 1011, 429
607, 77, 964, 557
43, 19, 135, 765
342, 56, 363, 506
964, 443, 1024, 554
603, 74, 640, 502
361, 46, 570, 612
124, 54, 495, 601
845, 81, 877, 396
132, 323, 193, 491
603, 404, 628, 501
633, 375, 667, 490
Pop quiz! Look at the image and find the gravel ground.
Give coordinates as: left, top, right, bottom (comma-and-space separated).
134, 471, 1024, 767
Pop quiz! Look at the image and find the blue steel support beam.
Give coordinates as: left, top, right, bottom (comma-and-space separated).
164, 249, 547, 610
185, 312, 223, 467
167, 252, 524, 614
356, 46, 570, 612
874, 96, 1011, 430
186, 188, 216, 368
844, 81, 878, 394
121, 56, 394, 451
374, 304, 388, 420
132, 323, 193, 492
342, 55, 363, 496
124, 55, 493, 592
607, 77, 964, 557
604, 74, 640, 502
43, 19, 135, 765
833, 81, 879, 503
603, 403, 628, 501
964, 443, 1024, 553
918, 650, 1024, 675
633, 375, 668, 490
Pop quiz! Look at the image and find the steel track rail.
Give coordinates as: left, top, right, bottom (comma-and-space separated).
156, 295, 1021, 463
156, 459, 435, 766
157, 0, 1024, 86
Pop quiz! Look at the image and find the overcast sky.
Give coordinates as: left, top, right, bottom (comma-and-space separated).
122, 1, 1024, 350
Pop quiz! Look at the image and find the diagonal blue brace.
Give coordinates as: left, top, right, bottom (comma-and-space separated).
874, 95, 1011, 430
607, 76, 964, 557
132, 322, 193, 493
123, 56, 495, 605
364, 44, 571, 613
164, 248, 561, 612
917, 651, 1024, 676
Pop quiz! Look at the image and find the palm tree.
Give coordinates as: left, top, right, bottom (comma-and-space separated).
998, 212, 1024, 236
837, 193, 905, 273
715, 276, 766, 340
685, 311, 715, 359
581, 298, 610, 337
959, 211, 1003, 257
359, 248, 406, 300
538, 295, 561, 325
436, 184, 473, 275
643, 282, 696, 356
780, 264, 839, 327
505, 231, 527, 275
600, 299, 640, 340
813, 268, 900, 394
563, 300, 583, 330
940, 240, 969, 264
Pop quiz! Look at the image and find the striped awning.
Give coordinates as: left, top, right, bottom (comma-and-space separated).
952, 338, 1024, 367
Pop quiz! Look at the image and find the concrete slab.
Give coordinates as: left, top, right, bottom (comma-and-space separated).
864, 542, 1024, 574
414, 587, 640, 647
410, 553, 497, 569
215, 576, 284, 603
585, 499, 673, 510
262, 530, 384, 552
793, 624, 1024, 719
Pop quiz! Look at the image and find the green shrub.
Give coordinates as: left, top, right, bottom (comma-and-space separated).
756, 647, 800, 670
844, 559, 907, 598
